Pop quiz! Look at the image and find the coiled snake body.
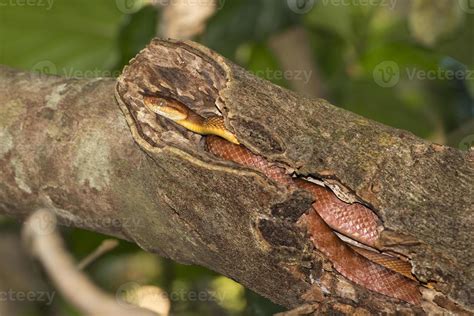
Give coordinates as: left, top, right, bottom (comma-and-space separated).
143, 95, 421, 305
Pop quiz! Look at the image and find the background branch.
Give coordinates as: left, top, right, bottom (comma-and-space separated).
23, 209, 159, 316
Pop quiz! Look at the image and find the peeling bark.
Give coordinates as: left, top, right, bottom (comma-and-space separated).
0, 38, 472, 314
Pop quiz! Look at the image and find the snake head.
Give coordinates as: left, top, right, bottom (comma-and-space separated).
142, 95, 188, 121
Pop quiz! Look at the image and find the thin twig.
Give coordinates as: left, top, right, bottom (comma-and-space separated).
158, 0, 216, 39
77, 239, 119, 270
22, 209, 158, 316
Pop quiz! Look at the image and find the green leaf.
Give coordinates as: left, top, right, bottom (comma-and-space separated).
304, 2, 354, 41
0, 0, 124, 76
202, 0, 299, 59
342, 79, 437, 138
437, 12, 474, 66
246, 43, 288, 88
408, 0, 464, 47
116, 6, 158, 70
361, 42, 442, 74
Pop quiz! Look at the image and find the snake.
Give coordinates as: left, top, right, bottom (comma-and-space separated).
142, 94, 422, 305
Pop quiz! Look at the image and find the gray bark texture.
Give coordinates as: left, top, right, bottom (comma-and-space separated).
0, 38, 472, 315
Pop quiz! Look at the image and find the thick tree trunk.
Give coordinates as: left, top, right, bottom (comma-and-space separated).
0, 39, 472, 314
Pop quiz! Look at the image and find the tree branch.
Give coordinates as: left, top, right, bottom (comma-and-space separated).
22, 209, 158, 316
0, 38, 472, 314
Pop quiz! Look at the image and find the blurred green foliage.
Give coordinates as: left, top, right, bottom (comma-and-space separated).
0, 0, 473, 315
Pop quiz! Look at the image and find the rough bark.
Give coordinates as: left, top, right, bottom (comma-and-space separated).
0, 39, 472, 314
